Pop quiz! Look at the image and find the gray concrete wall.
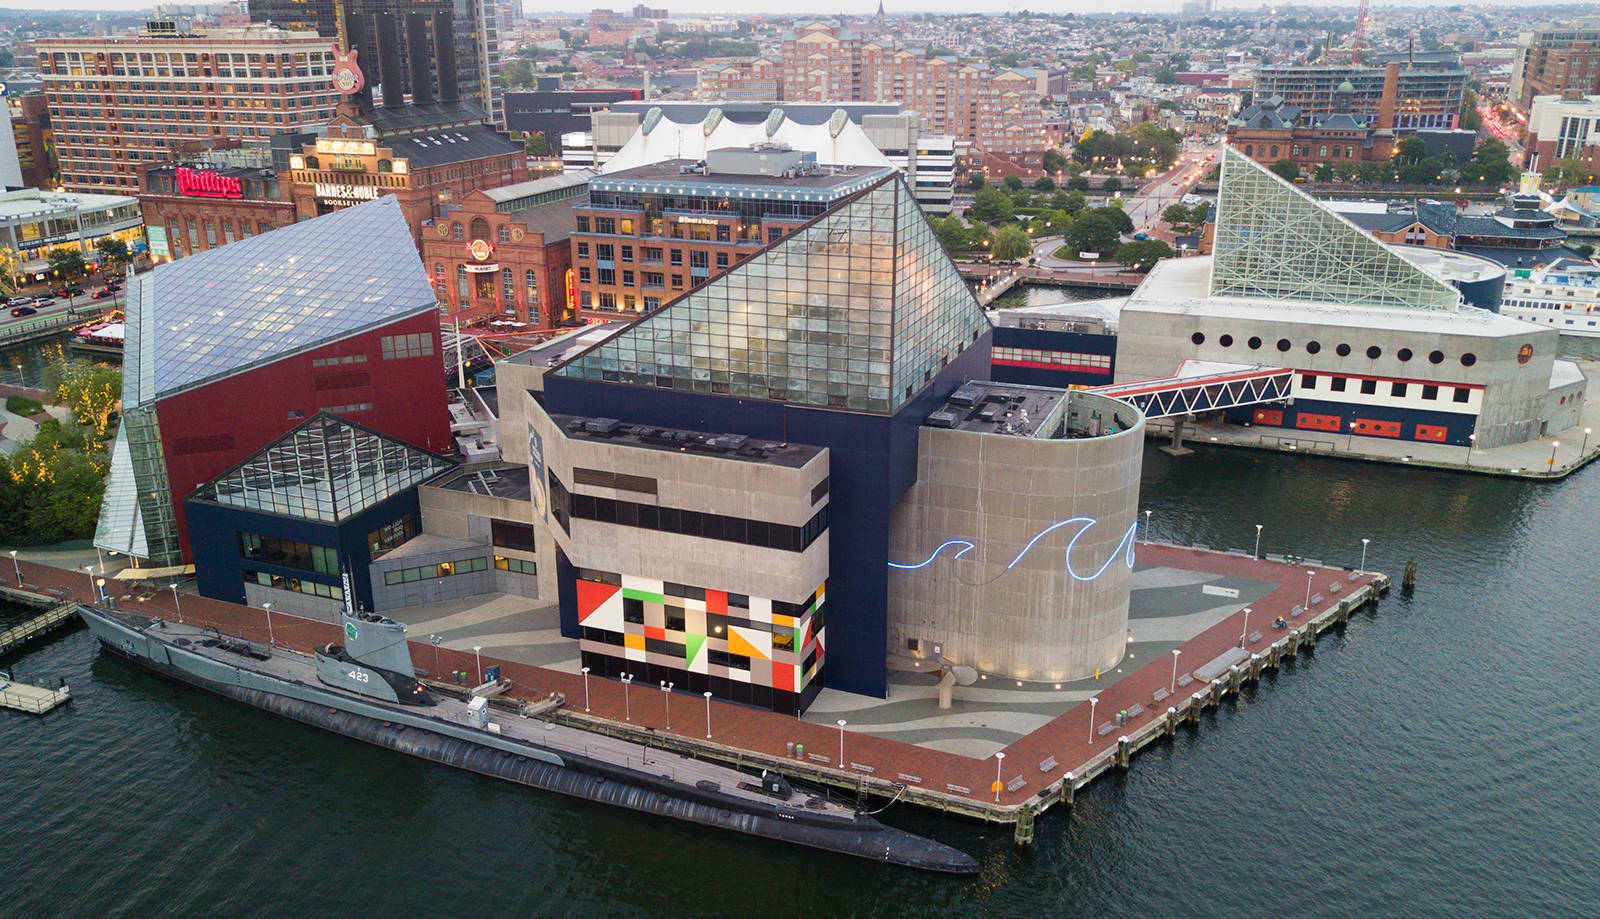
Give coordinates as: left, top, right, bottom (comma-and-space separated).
1543, 373, 1587, 434
419, 481, 551, 601
369, 541, 500, 611
887, 391, 1145, 682
243, 582, 342, 624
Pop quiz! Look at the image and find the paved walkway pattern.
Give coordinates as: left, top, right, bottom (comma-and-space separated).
6, 545, 1381, 813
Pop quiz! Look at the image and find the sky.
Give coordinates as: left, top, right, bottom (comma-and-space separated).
0, 0, 1580, 12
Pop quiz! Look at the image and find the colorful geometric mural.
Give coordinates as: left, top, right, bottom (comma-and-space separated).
574, 568, 825, 713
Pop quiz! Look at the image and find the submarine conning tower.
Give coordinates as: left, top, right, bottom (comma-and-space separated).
339, 611, 415, 675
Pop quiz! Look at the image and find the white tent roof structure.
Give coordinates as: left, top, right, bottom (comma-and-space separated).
601, 106, 892, 174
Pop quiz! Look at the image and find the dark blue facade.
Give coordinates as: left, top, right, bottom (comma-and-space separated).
544, 332, 993, 699
990, 327, 1117, 389
184, 488, 422, 616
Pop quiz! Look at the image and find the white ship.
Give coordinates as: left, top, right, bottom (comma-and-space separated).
1501, 259, 1600, 337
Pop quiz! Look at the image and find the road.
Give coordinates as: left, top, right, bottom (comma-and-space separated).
0, 294, 116, 335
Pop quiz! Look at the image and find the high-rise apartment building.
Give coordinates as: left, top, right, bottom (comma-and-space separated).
38, 22, 337, 193
775, 20, 1046, 163
246, 0, 503, 128
1526, 93, 1600, 173
1510, 23, 1600, 109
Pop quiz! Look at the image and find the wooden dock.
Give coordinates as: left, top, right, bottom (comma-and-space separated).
0, 602, 79, 656
0, 675, 70, 714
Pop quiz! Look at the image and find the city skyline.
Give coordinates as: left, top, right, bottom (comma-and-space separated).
0, 0, 1588, 13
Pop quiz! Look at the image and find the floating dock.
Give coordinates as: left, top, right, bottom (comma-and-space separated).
0, 675, 70, 714
0, 601, 79, 656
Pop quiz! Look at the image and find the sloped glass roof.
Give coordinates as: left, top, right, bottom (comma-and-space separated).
190, 412, 454, 524
126, 195, 436, 405
93, 423, 149, 559
1210, 146, 1460, 311
553, 174, 989, 415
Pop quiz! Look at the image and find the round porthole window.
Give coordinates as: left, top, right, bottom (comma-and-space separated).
1191, 332, 1205, 345
1277, 338, 1291, 352
1460, 353, 1477, 367
1336, 343, 1352, 357
1397, 348, 1413, 362
1366, 346, 1382, 360
1247, 336, 1262, 350
1219, 334, 1234, 347
1429, 350, 1445, 364
1305, 341, 1321, 354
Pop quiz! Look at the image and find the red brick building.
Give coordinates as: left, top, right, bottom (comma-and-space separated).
138, 153, 297, 260
421, 174, 587, 326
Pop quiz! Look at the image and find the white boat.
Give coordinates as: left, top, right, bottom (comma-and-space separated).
1500, 259, 1600, 337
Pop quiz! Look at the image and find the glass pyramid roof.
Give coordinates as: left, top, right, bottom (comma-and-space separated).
189, 411, 455, 524
553, 174, 989, 415
126, 195, 436, 406
93, 423, 149, 559
1209, 146, 1460, 312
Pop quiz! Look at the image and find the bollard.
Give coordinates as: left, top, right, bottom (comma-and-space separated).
1115, 736, 1131, 769
1227, 666, 1242, 695
1248, 653, 1262, 682
1061, 772, 1075, 806
1014, 805, 1036, 846
1267, 645, 1281, 669
1402, 559, 1417, 592
1286, 630, 1299, 656
1165, 706, 1178, 737
1189, 692, 1204, 722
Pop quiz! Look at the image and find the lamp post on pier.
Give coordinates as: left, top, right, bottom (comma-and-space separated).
170, 583, 182, 623
1347, 420, 1356, 451
1088, 696, 1100, 743
1549, 439, 1560, 471
1240, 606, 1251, 648
1170, 648, 1182, 693
581, 666, 591, 712
1304, 570, 1314, 610
1253, 524, 1263, 559
472, 645, 483, 686
1583, 427, 1592, 457
1466, 432, 1477, 467
10, 549, 21, 584
262, 602, 275, 647
621, 673, 634, 721
81, 564, 96, 601
429, 634, 441, 678
660, 680, 674, 730
1143, 509, 1152, 542
837, 719, 848, 768
994, 751, 1005, 803
1359, 538, 1370, 576
704, 691, 713, 740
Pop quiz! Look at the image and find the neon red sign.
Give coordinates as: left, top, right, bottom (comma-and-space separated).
175, 167, 242, 199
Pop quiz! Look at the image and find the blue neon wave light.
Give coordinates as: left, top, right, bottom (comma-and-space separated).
889, 516, 1138, 584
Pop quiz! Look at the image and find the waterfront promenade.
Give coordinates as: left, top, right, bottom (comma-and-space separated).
5, 548, 1384, 828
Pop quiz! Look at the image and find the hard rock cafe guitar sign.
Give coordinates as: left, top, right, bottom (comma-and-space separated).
331, 44, 364, 96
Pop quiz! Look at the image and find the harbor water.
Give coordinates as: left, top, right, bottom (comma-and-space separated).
3, 444, 1596, 917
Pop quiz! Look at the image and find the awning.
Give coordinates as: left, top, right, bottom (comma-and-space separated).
113, 564, 195, 580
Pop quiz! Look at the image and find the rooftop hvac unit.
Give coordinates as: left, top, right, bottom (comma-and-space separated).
926, 410, 959, 429
948, 383, 984, 407
582, 418, 623, 436
707, 434, 749, 452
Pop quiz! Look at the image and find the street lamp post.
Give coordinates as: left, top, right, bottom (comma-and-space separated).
621, 673, 634, 721
1304, 570, 1314, 610
96, 546, 105, 575
1549, 439, 1560, 471
994, 751, 1006, 803
1583, 427, 1593, 457
82, 565, 96, 602
660, 680, 673, 730
1144, 509, 1153, 543
1347, 420, 1356, 451
703, 691, 713, 740
1088, 696, 1100, 743
837, 719, 848, 768
1466, 432, 1477, 467
262, 602, 275, 647
472, 645, 483, 685
1253, 524, 1263, 559
169, 583, 182, 623
429, 634, 441, 677
1359, 538, 1370, 576
581, 666, 591, 712
1171, 648, 1182, 693
1240, 607, 1251, 647
9, 549, 20, 584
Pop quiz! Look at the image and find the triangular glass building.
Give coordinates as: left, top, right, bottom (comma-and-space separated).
554, 174, 988, 415
1210, 146, 1461, 311
191, 412, 454, 524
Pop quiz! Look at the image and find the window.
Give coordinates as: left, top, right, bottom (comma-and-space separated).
1428, 350, 1445, 364
1305, 341, 1321, 354
1453, 387, 1471, 403
1336, 343, 1352, 357
575, 215, 589, 232
578, 266, 591, 283
381, 556, 489, 585
576, 242, 589, 258
381, 333, 434, 360
1191, 332, 1205, 345
368, 513, 419, 556
1397, 348, 1413, 362
670, 249, 683, 265
1391, 382, 1407, 397
1219, 334, 1233, 347
451, 221, 463, 240
715, 252, 729, 270
1247, 336, 1262, 350
490, 518, 536, 552
1276, 338, 1291, 352
1459, 353, 1477, 367
494, 555, 536, 576
621, 270, 634, 286
1300, 374, 1316, 389
1330, 377, 1347, 392
1421, 385, 1438, 400
596, 243, 614, 262
238, 533, 338, 575
594, 216, 615, 235
1366, 346, 1382, 359
621, 245, 633, 262
690, 251, 709, 270
497, 225, 510, 243
1359, 379, 1377, 395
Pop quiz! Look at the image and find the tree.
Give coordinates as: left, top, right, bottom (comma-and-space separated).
1160, 203, 1194, 227
931, 215, 972, 253
1093, 206, 1134, 235
992, 225, 1032, 260
524, 133, 550, 156
1153, 67, 1177, 84
1032, 176, 1056, 192
47, 357, 121, 440
1395, 136, 1427, 164
1116, 239, 1173, 271
1065, 211, 1120, 256
503, 60, 535, 88
1313, 162, 1335, 182
967, 173, 988, 191
967, 186, 1014, 224
1041, 149, 1068, 174
1057, 189, 1088, 215
48, 248, 86, 279
1269, 158, 1300, 182
1463, 140, 1514, 186
1543, 158, 1595, 190
1102, 176, 1122, 193
95, 238, 129, 270
1358, 160, 1394, 184
1458, 87, 1482, 133
1066, 176, 1090, 192
1002, 175, 1024, 191
1335, 162, 1361, 182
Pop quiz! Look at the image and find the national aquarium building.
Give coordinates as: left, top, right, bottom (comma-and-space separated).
502, 173, 1145, 713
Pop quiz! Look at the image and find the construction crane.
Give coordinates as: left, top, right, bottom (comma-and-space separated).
1351, 0, 1370, 65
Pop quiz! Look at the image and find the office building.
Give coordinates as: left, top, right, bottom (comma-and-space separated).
37, 22, 338, 193
8, 91, 58, 190
1526, 93, 1600, 173
1510, 23, 1600, 109
94, 195, 452, 569
568, 145, 891, 321
247, 0, 504, 128
0, 189, 144, 278
1253, 61, 1466, 130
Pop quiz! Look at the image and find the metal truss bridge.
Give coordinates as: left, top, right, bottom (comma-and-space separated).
1089, 364, 1294, 420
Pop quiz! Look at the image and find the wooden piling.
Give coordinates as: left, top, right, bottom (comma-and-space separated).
1115, 736, 1131, 769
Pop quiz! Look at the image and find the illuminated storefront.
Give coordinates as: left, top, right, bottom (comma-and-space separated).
139, 154, 295, 261
0, 188, 144, 278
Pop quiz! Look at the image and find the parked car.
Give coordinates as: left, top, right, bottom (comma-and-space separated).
90, 287, 114, 299
1133, 232, 1150, 241
10, 305, 37, 317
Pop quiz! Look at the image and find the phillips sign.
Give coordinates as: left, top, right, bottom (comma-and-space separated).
175, 167, 243, 199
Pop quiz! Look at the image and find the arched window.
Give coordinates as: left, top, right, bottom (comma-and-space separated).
469, 217, 491, 241
451, 222, 463, 240
377, 159, 392, 173
303, 155, 319, 169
